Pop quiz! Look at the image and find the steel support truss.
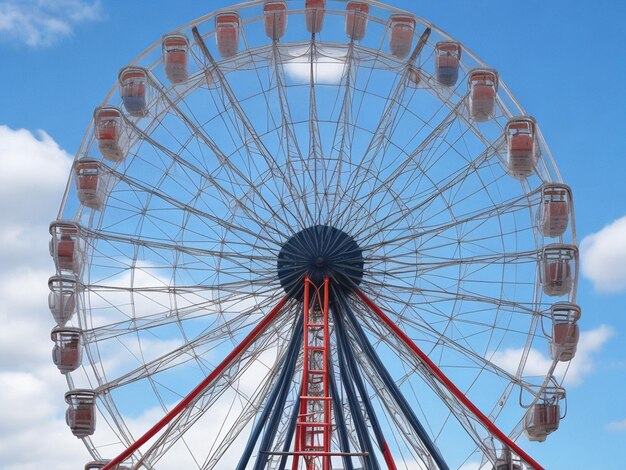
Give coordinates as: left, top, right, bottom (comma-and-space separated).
101, 281, 545, 470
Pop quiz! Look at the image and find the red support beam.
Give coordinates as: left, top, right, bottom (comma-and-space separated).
355, 289, 545, 470
103, 296, 289, 470
292, 280, 310, 470
322, 277, 331, 467
381, 441, 397, 470
293, 276, 332, 470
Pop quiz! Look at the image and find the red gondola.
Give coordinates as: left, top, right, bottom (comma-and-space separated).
550, 303, 581, 361
65, 390, 96, 438
538, 184, 571, 237
541, 244, 577, 297
94, 107, 127, 162
119, 67, 149, 117
49, 221, 82, 275
305, 0, 325, 34
75, 159, 108, 210
162, 33, 190, 84
524, 390, 564, 442
345, 2, 369, 41
389, 15, 415, 59
264, 1, 287, 40
216, 12, 240, 58
468, 68, 498, 121
435, 41, 461, 86
506, 117, 537, 178
51, 327, 82, 374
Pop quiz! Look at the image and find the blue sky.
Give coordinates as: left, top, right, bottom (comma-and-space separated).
0, 1, 625, 469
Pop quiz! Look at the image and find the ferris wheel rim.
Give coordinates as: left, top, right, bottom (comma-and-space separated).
51, 1, 579, 469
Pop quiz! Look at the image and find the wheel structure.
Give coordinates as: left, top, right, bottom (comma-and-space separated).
49, 1, 580, 469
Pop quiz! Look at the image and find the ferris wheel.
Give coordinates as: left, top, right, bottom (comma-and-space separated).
49, 1, 581, 469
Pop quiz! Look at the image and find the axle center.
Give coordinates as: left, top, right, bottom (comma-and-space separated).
277, 225, 364, 300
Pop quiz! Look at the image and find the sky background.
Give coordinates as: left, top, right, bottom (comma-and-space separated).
0, 0, 625, 469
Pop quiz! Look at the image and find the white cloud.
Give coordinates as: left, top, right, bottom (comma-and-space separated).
491, 346, 553, 378
0, 126, 71, 195
285, 58, 346, 84
0, 268, 58, 370
0, 114, 281, 465
283, 44, 347, 84
580, 215, 626, 293
0, 125, 85, 469
565, 324, 615, 385
0, 122, 277, 467
0, 351, 89, 470
490, 324, 615, 387
0, 0, 101, 47
0, 126, 72, 269
607, 418, 626, 431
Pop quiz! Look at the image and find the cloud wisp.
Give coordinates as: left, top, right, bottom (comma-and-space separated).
0, 0, 102, 47
490, 324, 615, 387
580, 215, 626, 293
607, 418, 626, 431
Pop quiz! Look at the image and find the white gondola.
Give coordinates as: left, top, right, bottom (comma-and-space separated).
49, 221, 82, 275
94, 106, 127, 162
65, 389, 96, 438
51, 327, 82, 374
524, 389, 565, 442
74, 159, 109, 210
389, 15, 415, 59
345, 1, 369, 41
48, 275, 77, 326
506, 116, 537, 178
541, 244, 577, 297
305, 0, 325, 34
493, 449, 522, 470
119, 67, 149, 117
468, 68, 498, 122
216, 12, 240, 58
85, 461, 131, 470
162, 33, 190, 84
435, 41, 461, 86
538, 184, 571, 238
264, 1, 287, 40
550, 303, 581, 361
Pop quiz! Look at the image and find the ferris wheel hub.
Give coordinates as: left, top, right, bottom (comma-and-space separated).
277, 225, 364, 300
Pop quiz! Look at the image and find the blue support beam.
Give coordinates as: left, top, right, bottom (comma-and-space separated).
237, 315, 303, 470
335, 304, 382, 470
278, 393, 300, 470
328, 354, 355, 470
337, 294, 449, 470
